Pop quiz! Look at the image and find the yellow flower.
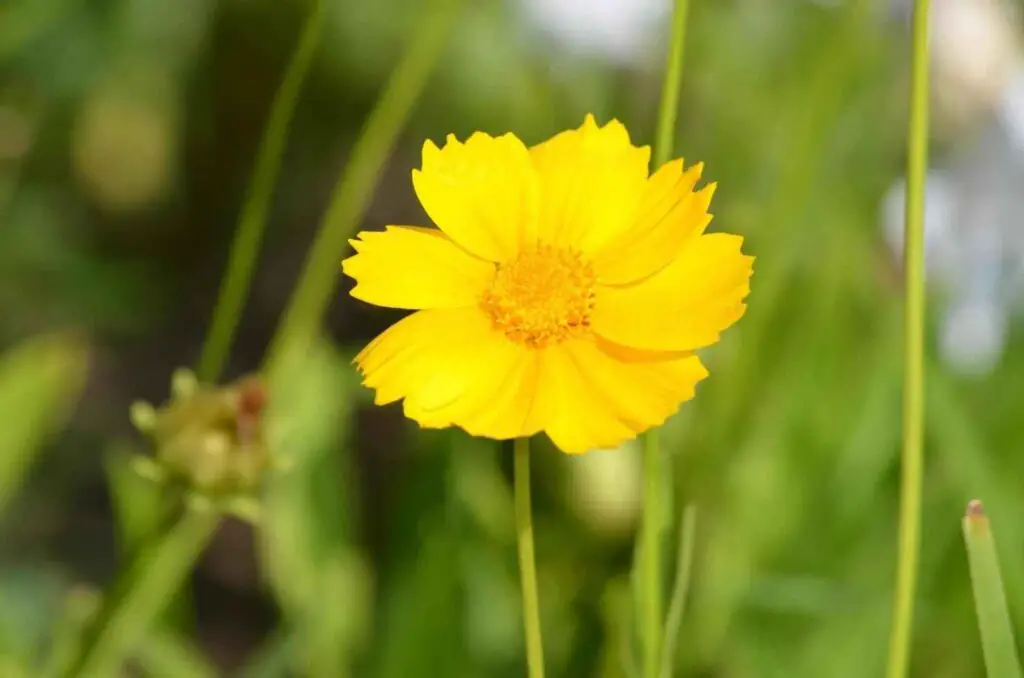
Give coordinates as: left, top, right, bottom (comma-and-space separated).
342, 115, 753, 454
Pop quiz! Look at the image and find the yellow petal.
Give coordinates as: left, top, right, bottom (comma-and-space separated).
591, 233, 754, 352
412, 132, 539, 262
457, 353, 541, 439
527, 344, 637, 454
355, 307, 542, 439
529, 115, 650, 254
594, 160, 715, 284
343, 226, 494, 309
354, 310, 448, 407
575, 338, 708, 428
407, 347, 541, 441
530, 338, 708, 454
357, 307, 494, 406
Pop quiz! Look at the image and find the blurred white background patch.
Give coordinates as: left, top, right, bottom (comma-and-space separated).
881, 0, 1024, 377
520, 0, 670, 65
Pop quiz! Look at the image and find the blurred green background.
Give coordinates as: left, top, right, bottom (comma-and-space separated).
0, 0, 1020, 675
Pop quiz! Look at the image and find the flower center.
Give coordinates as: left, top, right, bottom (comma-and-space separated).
481, 244, 597, 348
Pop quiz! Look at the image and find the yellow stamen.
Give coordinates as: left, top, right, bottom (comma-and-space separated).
482, 244, 596, 348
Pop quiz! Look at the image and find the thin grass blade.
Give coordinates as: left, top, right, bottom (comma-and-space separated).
963, 500, 1023, 678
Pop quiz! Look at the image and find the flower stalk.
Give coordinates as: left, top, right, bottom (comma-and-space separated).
886, 0, 930, 676
514, 437, 545, 678
642, 1, 692, 677
640, 433, 664, 678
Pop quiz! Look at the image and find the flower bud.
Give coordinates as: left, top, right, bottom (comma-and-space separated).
130, 370, 270, 506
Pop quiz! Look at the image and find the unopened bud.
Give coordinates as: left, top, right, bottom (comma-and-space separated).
129, 369, 270, 508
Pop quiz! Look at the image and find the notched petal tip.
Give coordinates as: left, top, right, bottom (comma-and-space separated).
421, 139, 441, 165
711, 231, 744, 248
420, 135, 465, 170
340, 246, 367, 277
638, 144, 652, 166
346, 282, 374, 304
587, 116, 635, 145
696, 181, 718, 206
675, 161, 704, 194
466, 130, 497, 146
345, 234, 370, 257
694, 359, 711, 381
660, 157, 685, 176
577, 114, 635, 144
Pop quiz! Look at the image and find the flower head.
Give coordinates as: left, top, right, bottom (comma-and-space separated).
342, 115, 753, 454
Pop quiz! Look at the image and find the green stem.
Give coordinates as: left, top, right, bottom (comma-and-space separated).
963, 500, 1024, 678
660, 505, 697, 678
197, 0, 325, 384
514, 437, 545, 678
653, 0, 691, 168
886, 1, 930, 677
641, 435, 663, 678
641, 2, 692, 675
62, 506, 220, 678
263, 0, 459, 377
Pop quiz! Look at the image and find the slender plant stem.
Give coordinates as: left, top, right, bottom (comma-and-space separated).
660, 505, 697, 678
62, 505, 220, 678
264, 0, 459, 377
197, 0, 325, 384
641, 4, 692, 677
514, 437, 545, 678
640, 433, 663, 678
886, 1, 930, 677
653, 0, 691, 168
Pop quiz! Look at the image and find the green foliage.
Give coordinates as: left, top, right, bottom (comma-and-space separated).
260, 339, 370, 675
59, 506, 220, 677
0, 334, 88, 514
134, 627, 220, 678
